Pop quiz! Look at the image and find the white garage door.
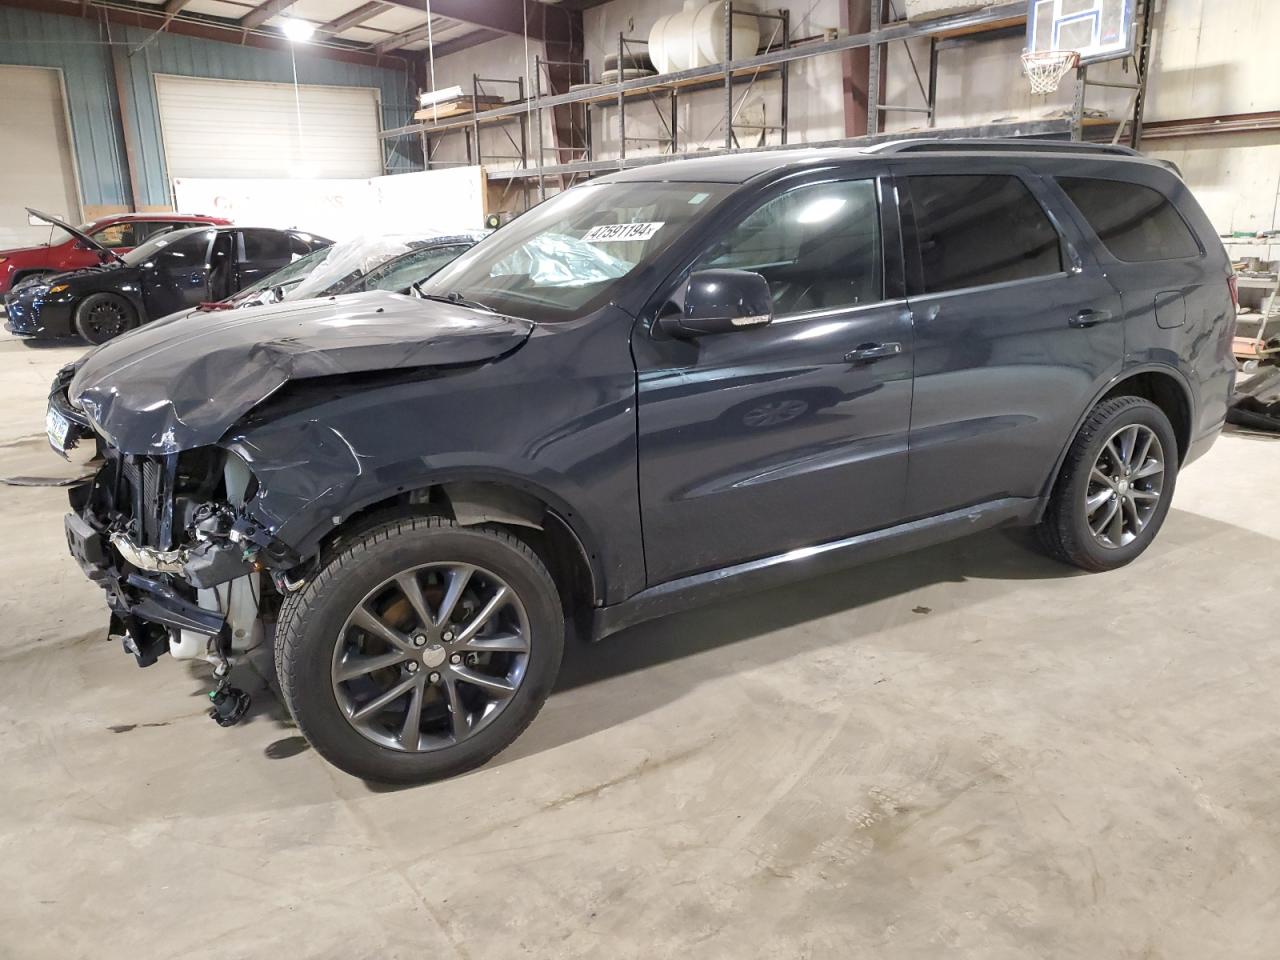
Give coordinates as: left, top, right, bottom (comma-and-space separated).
155, 74, 382, 181
0, 66, 81, 249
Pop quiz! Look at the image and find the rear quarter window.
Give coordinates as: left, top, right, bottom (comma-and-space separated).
907, 174, 1063, 294
1057, 177, 1201, 262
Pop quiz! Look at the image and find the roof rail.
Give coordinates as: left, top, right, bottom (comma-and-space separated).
868, 138, 1142, 158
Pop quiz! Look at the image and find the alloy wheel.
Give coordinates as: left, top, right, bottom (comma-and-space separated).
331, 562, 531, 752
1085, 423, 1165, 549
86, 300, 129, 339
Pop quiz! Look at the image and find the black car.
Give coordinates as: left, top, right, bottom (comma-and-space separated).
5, 224, 331, 343
165, 231, 488, 320
49, 140, 1235, 784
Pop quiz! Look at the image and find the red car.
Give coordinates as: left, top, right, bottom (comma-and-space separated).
0, 208, 231, 295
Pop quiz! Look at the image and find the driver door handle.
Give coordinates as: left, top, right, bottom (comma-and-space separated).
1069, 308, 1115, 328
845, 341, 903, 363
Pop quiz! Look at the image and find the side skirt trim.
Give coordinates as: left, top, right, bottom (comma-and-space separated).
591, 496, 1040, 640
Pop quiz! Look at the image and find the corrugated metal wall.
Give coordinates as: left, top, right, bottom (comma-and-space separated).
0, 8, 127, 212
0, 6, 419, 212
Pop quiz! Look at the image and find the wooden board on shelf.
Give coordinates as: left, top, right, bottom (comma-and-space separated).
935, 14, 1026, 39
414, 96, 507, 121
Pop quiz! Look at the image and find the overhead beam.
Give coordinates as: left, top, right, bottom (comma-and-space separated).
376, 0, 572, 44
162, 0, 191, 13
317, 0, 387, 35
430, 27, 501, 57
0, 0, 412, 70
240, 0, 297, 30
374, 17, 443, 53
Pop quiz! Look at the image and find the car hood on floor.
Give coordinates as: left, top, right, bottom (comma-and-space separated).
68, 290, 535, 454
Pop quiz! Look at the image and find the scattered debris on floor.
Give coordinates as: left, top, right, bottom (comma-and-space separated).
1228, 367, 1280, 433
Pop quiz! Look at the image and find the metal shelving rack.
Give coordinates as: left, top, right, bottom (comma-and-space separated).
1066, 0, 1153, 145
383, 0, 1107, 203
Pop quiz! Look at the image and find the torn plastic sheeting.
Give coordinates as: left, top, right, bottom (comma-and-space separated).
69, 290, 534, 455
285, 231, 487, 302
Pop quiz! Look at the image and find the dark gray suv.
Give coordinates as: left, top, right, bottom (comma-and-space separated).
50, 140, 1235, 783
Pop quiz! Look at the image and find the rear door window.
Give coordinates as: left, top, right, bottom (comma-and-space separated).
290, 234, 319, 257
240, 229, 293, 263
1057, 177, 1201, 262
136, 222, 183, 243
907, 174, 1063, 294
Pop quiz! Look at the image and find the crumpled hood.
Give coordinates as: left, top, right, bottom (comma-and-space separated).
69, 290, 534, 454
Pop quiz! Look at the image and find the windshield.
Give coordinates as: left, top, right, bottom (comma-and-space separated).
421, 181, 732, 321
121, 227, 213, 266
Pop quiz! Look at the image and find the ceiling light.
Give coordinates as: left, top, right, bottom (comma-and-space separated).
281, 17, 316, 43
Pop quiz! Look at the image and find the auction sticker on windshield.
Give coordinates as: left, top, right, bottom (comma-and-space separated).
582, 222, 664, 243
46, 406, 70, 451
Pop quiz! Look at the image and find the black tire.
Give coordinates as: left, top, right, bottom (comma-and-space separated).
277, 515, 565, 784
603, 51, 655, 72
1037, 395, 1179, 572
74, 292, 137, 344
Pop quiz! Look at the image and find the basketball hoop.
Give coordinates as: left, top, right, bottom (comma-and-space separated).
1021, 49, 1080, 95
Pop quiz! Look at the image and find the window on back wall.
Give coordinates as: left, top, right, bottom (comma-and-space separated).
907, 175, 1063, 295
1057, 177, 1202, 262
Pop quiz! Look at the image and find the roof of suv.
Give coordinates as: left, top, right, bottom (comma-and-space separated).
595, 139, 1173, 185
92, 212, 230, 225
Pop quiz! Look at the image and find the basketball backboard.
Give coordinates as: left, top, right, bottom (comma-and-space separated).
1027, 0, 1137, 64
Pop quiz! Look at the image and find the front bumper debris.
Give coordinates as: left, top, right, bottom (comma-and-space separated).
65, 504, 227, 666
55, 367, 302, 668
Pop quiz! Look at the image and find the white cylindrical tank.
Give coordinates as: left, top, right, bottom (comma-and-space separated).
662, 0, 706, 71
648, 15, 673, 73
694, 0, 760, 66
172, 575, 264, 660
170, 453, 265, 662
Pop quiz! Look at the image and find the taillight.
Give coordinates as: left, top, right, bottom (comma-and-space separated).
1228, 274, 1240, 309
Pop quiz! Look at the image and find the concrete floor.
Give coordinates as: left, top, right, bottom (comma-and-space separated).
2, 336, 1279, 960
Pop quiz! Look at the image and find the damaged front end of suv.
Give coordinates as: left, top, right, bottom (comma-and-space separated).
52, 291, 536, 725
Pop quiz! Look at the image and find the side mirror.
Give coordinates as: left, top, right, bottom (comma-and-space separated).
658, 268, 773, 339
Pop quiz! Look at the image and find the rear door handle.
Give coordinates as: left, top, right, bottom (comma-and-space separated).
845, 341, 903, 363
1069, 308, 1115, 328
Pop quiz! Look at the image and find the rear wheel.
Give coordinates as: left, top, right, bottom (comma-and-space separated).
74, 292, 137, 344
1037, 396, 1178, 572
277, 516, 564, 783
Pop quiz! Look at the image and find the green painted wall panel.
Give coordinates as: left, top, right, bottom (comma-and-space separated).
0, 7, 418, 211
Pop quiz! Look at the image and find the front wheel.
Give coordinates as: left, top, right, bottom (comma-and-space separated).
276, 516, 565, 783
1037, 396, 1179, 572
74, 292, 137, 344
